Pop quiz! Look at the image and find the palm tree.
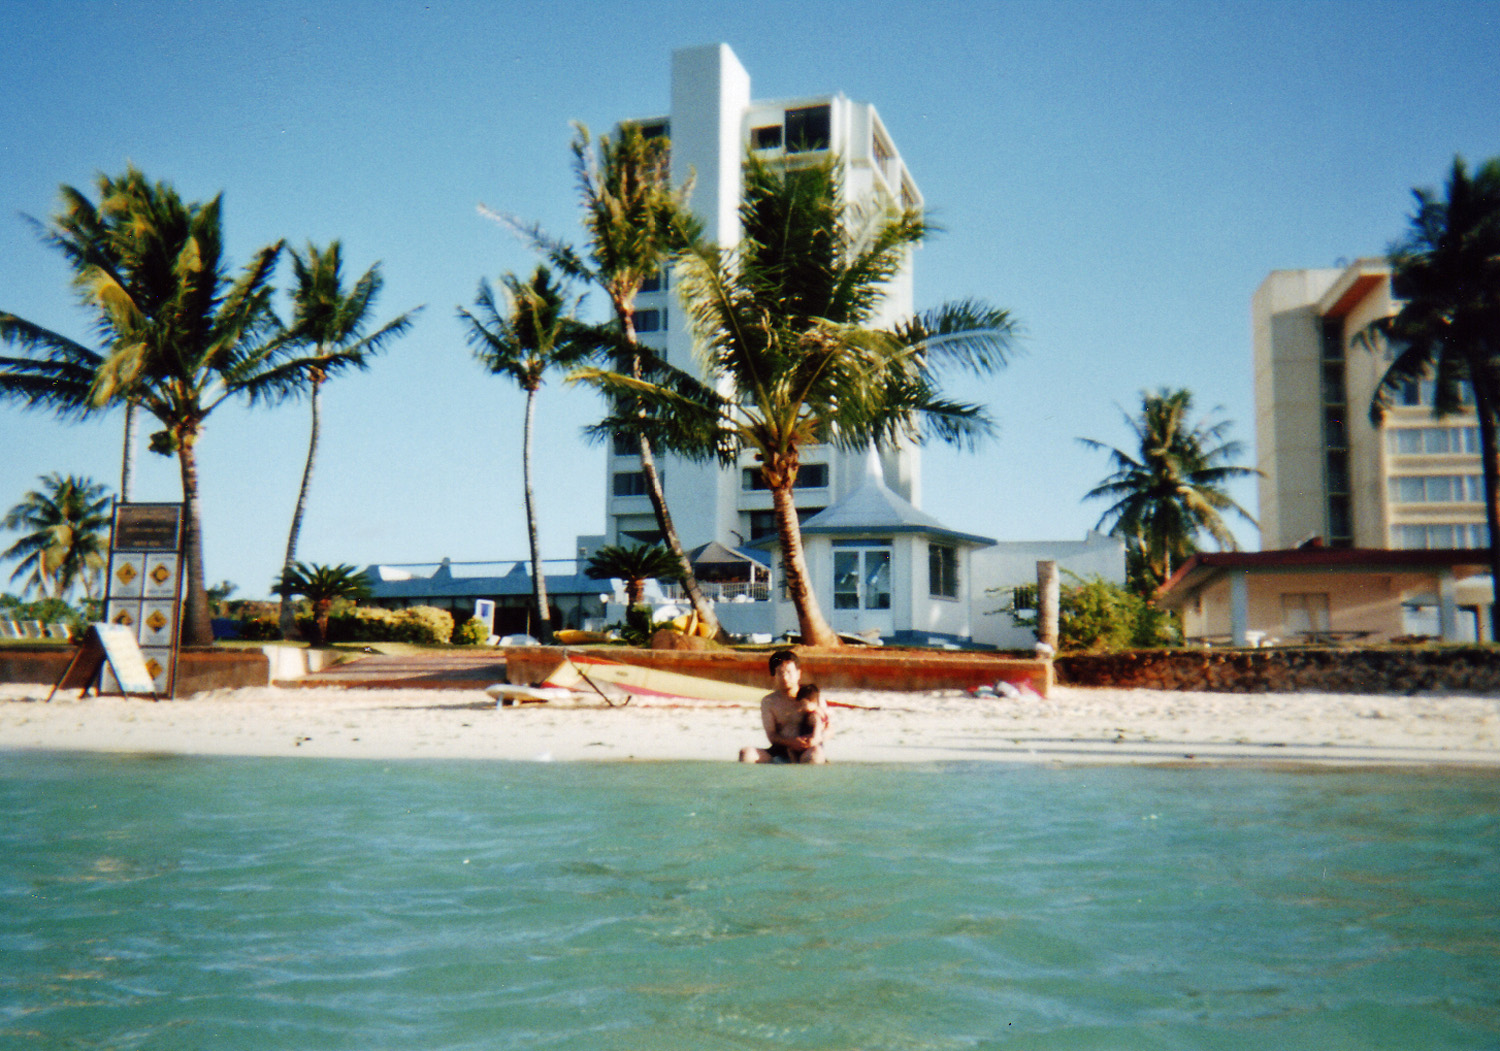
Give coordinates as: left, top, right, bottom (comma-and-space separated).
1081, 388, 1259, 594
275, 241, 419, 637
575, 155, 1018, 647
0, 168, 371, 645
271, 561, 371, 646
1360, 156, 1500, 640
461, 265, 590, 644
497, 122, 722, 637
2, 473, 112, 601
584, 542, 681, 606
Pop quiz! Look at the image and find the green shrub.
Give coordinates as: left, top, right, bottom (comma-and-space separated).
1057, 575, 1180, 652
393, 606, 454, 645
236, 617, 283, 642
452, 617, 489, 645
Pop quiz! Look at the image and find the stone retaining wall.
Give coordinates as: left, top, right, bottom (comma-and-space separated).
0, 646, 271, 695
1056, 647, 1500, 694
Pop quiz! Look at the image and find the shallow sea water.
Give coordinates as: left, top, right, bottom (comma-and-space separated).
1, 753, 1497, 1050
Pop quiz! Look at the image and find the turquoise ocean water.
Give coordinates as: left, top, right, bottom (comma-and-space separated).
2, 754, 1497, 1050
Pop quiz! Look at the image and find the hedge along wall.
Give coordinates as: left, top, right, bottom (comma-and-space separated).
1056, 647, 1500, 694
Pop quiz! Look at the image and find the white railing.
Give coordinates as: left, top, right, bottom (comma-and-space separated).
660, 581, 771, 603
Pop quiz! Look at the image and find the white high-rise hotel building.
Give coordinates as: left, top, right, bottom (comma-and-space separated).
606, 43, 925, 552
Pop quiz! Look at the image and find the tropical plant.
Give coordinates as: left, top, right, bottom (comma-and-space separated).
271, 561, 372, 646
498, 122, 721, 637
0, 167, 374, 645
1080, 388, 1259, 596
584, 542, 681, 606
1, 473, 112, 601
461, 265, 589, 644
275, 241, 419, 636
574, 154, 1017, 647
1359, 156, 1500, 640
1004, 573, 1179, 651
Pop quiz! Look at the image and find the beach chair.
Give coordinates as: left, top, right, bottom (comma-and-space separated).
46, 622, 72, 640
21, 620, 45, 639
0, 620, 18, 639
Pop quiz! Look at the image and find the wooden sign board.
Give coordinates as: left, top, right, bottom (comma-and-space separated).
49, 624, 160, 700
113, 504, 183, 551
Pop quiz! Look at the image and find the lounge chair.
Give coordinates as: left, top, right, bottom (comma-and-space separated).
0, 620, 18, 639
21, 620, 45, 639
46, 622, 72, 640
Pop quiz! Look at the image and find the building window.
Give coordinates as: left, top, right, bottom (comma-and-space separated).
741, 463, 828, 491
640, 269, 667, 293
749, 507, 823, 540
928, 543, 958, 599
1392, 523, 1489, 549
1389, 475, 1484, 503
612, 471, 653, 497
631, 308, 665, 333
1282, 593, 1330, 635
1395, 378, 1474, 407
613, 432, 638, 457
751, 124, 782, 150
784, 105, 831, 153
636, 121, 667, 139
833, 547, 891, 610
1387, 426, 1481, 455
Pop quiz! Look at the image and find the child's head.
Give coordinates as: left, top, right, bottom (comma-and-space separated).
795, 683, 820, 707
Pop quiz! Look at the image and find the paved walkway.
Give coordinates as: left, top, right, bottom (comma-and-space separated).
288, 651, 510, 690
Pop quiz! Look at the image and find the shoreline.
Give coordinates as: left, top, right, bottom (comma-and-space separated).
2, 682, 1498, 768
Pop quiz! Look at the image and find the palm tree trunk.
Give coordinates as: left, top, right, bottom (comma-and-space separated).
1472, 386, 1500, 642
619, 316, 719, 639
120, 401, 138, 502
771, 477, 839, 648
524, 386, 552, 642
176, 427, 214, 647
279, 377, 322, 638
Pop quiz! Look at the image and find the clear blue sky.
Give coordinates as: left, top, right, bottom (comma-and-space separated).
3, 0, 1497, 600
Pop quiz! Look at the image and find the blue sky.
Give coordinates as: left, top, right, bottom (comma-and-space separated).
3, 0, 1497, 600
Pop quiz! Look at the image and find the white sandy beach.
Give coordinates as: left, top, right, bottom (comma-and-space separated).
2, 682, 1499, 766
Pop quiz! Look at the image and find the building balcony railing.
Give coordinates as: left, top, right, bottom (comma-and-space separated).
660, 581, 771, 603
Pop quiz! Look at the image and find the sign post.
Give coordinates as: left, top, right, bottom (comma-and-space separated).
100, 502, 185, 698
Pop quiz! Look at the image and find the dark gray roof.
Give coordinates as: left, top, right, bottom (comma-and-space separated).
363, 560, 606, 600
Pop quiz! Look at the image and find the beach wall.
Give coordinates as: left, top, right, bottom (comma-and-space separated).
1056, 647, 1500, 694
0, 646, 271, 694
507, 646, 1055, 696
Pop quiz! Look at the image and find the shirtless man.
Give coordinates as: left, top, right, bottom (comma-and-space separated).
738, 649, 828, 763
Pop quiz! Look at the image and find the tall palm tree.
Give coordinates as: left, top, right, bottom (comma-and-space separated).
1081, 388, 1259, 594
275, 241, 419, 636
584, 542, 681, 606
461, 265, 589, 644
0, 167, 368, 645
497, 122, 721, 637
574, 155, 1018, 647
2, 473, 112, 601
1360, 156, 1500, 639
271, 561, 371, 647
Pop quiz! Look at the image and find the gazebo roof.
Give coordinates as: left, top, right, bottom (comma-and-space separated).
751, 448, 995, 548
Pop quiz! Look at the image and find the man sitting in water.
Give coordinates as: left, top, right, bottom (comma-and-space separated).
739, 649, 829, 764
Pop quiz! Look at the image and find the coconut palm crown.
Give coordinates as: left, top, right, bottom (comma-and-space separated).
2, 473, 112, 601
271, 561, 372, 647
1081, 388, 1259, 594
1358, 155, 1500, 638
572, 154, 1018, 647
